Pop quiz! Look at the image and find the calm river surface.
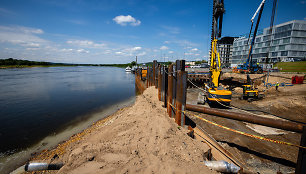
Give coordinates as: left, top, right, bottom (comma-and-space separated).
0, 66, 135, 173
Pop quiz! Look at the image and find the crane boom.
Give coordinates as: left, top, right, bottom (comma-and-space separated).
251, 0, 266, 23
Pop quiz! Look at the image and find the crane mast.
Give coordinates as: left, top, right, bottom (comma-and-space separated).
209, 0, 225, 88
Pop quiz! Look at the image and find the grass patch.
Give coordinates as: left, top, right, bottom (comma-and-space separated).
274, 61, 306, 72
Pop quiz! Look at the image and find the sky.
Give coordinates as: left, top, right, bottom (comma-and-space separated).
0, 0, 305, 64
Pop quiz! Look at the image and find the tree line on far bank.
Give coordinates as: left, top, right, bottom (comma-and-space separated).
0, 58, 53, 66
0, 58, 209, 69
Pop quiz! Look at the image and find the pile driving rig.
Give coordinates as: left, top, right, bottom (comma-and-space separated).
205, 0, 232, 107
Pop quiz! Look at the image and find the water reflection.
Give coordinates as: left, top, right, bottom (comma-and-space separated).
0, 66, 135, 156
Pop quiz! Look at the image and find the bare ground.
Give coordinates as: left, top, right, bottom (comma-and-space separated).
186, 72, 306, 174
28, 87, 217, 174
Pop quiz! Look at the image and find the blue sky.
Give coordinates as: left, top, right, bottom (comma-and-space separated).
0, 0, 305, 64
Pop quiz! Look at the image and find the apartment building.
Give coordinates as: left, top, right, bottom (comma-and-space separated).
217, 37, 235, 68
231, 20, 306, 67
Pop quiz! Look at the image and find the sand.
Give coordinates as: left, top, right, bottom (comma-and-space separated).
30, 87, 216, 174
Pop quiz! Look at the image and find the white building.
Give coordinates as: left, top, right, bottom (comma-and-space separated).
231, 20, 306, 68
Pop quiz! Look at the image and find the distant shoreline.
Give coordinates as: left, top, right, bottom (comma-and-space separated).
0, 64, 129, 69
0, 58, 132, 69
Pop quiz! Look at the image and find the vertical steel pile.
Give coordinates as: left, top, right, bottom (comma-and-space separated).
175, 60, 187, 126
167, 64, 174, 117
158, 64, 162, 101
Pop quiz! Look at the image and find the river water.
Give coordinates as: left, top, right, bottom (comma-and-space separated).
0, 66, 136, 173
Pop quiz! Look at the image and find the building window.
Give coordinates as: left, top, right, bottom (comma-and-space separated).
270, 46, 276, 51
272, 52, 278, 57
256, 37, 261, 43
281, 51, 288, 56
291, 51, 298, 56
283, 38, 290, 44
275, 23, 293, 33
275, 31, 292, 39
263, 36, 268, 41
262, 48, 267, 52
257, 43, 262, 47
279, 45, 285, 50
292, 31, 306, 37
244, 41, 248, 45
273, 40, 280, 45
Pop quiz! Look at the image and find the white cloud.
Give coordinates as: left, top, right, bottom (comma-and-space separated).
67, 40, 93, 46
77, 49, 89, 53
160, 46, 169, 50
132, 46, 142, 51
60, 48, 89, 54
113, 15, 141, 26
169, 51, 174, 54
164, 41, 170, 44
0, 26, 44, 34
300, 1, 306, 4
61, 48, 74, 52
25, 43, 40, 47
0, 25, 47, 48
191, 48, 198, 52
138, 51, 146, 56
93, 43, 106, 47
67, 40, 106, 48
195, 53, 200, 56
185, 52, 193, 56
26, 48, 40, 51
115, 46, 143, 56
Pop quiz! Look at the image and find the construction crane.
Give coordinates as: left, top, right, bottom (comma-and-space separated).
236, 0, 265, 74
205, 0, 232, 107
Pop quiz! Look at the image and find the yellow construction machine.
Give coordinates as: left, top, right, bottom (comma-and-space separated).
205, 0, 232, 107
240, 75, 263, 101
242, 85, 258, 100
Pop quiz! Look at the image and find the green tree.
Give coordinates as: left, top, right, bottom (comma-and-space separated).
131, 61, 137, 66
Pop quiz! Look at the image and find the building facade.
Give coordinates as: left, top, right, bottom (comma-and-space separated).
231, 20, 306, 67
217, 37, 235, 68
208, 37, 235, 68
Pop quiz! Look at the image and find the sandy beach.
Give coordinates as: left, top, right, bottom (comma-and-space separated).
27, 86, 216, 174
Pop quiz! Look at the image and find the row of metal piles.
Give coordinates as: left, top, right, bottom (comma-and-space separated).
135, 60, 189, 127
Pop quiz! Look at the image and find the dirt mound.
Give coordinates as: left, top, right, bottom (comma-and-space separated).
44, 87, 216, 174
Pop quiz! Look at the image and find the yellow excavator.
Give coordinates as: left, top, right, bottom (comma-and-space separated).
240, 74, 264, 102
205, 0, 232, 107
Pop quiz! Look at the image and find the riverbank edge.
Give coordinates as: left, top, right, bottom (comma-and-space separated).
29, 107, 130, 162
6, 99, 135, 174
29, 106, 131, 162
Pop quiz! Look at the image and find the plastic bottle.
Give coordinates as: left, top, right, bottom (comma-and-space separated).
204, 160, 240, 173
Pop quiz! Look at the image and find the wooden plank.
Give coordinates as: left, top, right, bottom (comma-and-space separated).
193, 127, 246, 170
